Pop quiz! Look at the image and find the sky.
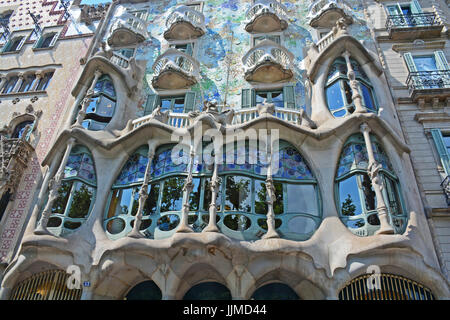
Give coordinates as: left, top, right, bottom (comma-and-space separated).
79, 0, 112, 5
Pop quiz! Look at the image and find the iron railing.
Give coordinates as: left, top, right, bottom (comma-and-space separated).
386, 12, 439, 33
406, 70, 450, 94
441, 175, 450, 206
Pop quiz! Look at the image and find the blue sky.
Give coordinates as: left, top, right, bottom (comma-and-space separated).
80, 0, 112, 5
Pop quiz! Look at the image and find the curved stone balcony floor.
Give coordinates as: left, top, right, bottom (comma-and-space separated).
307, 0, 353, 28
107, 12, 149, 47
245, 0, 289, 33
164, 5, 206, 40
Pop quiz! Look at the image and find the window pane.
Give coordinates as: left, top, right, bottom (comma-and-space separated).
360, 173, 376, 211
360, 83, 376, 112
413, 56, 437, 71
160, 99, 172, 112
254, 180, 267, 214
143, 183, 160, 216
40, 34, 54, 48
203, 178, 221, 211
255, 92, 268, 104
51, 181, 72, 214
271, 91, 284, 108
67, 183, 94, 219
189, 178, 201, 211
338, 175, 363, 216
224, 176, 251, 212
173, 97, 185, 113
160, 177, 184, 212
326, 81, 344, 111
286, 184, 317, 215
384, 175, 402, 216
342, 80, 352, 105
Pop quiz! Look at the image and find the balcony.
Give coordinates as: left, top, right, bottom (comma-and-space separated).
243, 40, 293, 83
406, 70, 450, 101
107, 12, 148, 47
386, 13, 443, 40
232, 107, 304, 125
245, 0, 288, 33
164, 5, 206, 41
307, 0, 353, 28
152, 49, 199, 90
441, 175, 450, 206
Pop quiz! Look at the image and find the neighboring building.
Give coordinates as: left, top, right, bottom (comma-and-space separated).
0, 0, 449, 300
0, 0, 104, 281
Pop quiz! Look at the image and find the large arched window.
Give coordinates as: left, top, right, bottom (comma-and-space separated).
11, 120, 33, 139
183, 282, 232, 300
82, 75, 116, 131
216, 140, 321, 241
325, 57, 377, 117
335, 134, 407, 236
125, 280, 162, 300
251, 283, 299, 300
47, 145, 96, 236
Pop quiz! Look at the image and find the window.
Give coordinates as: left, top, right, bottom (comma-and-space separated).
185, 2, 203, 12
387, 1, 423, 27
18, 74, 37, 93
241, 85, 296, 109
253, 35, 281, 46
170, 42, 194, 56
144, 91, 196, 116
325, 57, 377, 117
404, 51, 450, 89
104, 141, 321, 241
82, 74, 116, 131
127, 10, 148, 29
2, 35, 25, 53
1, 76, 18, 94
47, 145, 96, 236
33, 32, 58, 49
0, 11, 13, 42
12, 120, 33, 139
430, 129, 450, 175
335, 134, 407, 236
36, 71, 54, 91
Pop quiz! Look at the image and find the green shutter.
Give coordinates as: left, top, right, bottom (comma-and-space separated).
16, 36, 26, 51
33, 35, 43, 49
404, 52, 418, 72
410, 0, 423, 14
431, 129, 450, 175
49, 32, 59, 47
144, 94, 159, 116
434, 51, 449, 71
184, 91, 196, 112
283, 85, 296, 109
387, 5, 401, 16
241, 88, 255, 108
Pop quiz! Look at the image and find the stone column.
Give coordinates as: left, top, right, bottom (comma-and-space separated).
262, 136, 280, 239
34, 137, 76, 235
176, 145, 195, 233
12, 73, 24, 93
342, 51, 366, 114
72, 69, 102, 128
360, 123, 394, 235
0, 75, 7, 91
129, 145, 155, 238
203, 159, 220, 233
30, 71, 43, 91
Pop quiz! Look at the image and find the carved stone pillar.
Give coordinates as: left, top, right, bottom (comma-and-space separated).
203, 160, 220, 233
30, 71, 43, 91
34, 138, 76, 235
176, 146, 195, 233
72, 69, 102, 128
128, 145, 155, 238
342, 51, 366, 114
12, 74, 24, 93
262, 137, 280, 239
360, 123, 394, 235
0, 75, 7, 91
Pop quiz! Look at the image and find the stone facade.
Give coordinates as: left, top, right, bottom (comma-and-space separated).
0, 0, 449, 300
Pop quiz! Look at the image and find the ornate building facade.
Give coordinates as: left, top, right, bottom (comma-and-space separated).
0, 0, 449, 300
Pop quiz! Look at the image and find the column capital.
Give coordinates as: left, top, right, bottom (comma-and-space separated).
93, 69, 103, 78
341, 50, 351, 61
360, 123, 371, 134
67, 137, 76, 147
34, 70, 44, 78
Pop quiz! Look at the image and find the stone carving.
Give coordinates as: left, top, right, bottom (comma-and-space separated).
79, 3, 109, 26
256, 100, 275, 116
297, 109, 317, 129
188, 100, 235, 126
148, 105, 170, 124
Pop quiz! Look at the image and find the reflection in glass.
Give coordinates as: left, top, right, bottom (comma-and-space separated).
160, 177, 184, 212
225, 176, 251, 212
286, 184, 316, 215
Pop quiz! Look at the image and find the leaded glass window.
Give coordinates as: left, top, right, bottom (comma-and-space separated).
325, 58, 378, 117
82, 74, 116, 131
47, 145, 96, 236
335, 134, 407, 236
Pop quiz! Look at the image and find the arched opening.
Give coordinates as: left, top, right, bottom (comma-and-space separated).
11, 120, 33, 139
47, 145, 97, 236
183, 282, 232, 300
335, 133, 407, 236
338, 273, 435, 300
125, 280, 162, 300
82, 74, 116, 131
250, 282, 299, 300
325, 57, 377, 117
10, 269, 82, 300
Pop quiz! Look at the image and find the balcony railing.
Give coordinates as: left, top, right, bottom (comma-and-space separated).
164, 5, 205, 40
385, 12, 443, 39
132, 112, 190, 129
406, 70, 450, 97
152, 49, 199, 89
441, 175, 450, 206
307, 0, 353, 27
243, 40, 293, 83
245, 0, 288, 32
110, 51, 130, 68
107, 12, 148, 47
232, 107, 302, 125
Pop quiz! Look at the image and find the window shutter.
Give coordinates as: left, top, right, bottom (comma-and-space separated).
283, 85, 296, 109
184, 91, 196, 112
410, 0, 423, 14
144, 94, 159, 116
32, 35, 43, 49
241, 88, 255, 108
434, 51, 449, 71
16, 36, 26, 51
431, 129, 450, 175
49, 32, 59, 47
403, 52, 418, 72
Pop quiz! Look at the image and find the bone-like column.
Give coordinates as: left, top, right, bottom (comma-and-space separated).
203, 158, 221, 233
360, 123, 394, 235
342, 51, 366, 114
73, 69, 102, 128
176, 145, 195, 233
128, 145, 155, 238
34, 137, 76, 235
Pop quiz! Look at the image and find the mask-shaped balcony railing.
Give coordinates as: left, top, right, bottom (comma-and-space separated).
245, 0, 288, 33
107, 12, 148, 47
164, 5, 206, 40
243, 40, 293, 83
110, 51, 130, 69
385, 12, 443, 40
307, 0, 353, 28
406, 70, 450, 99
152, 48, 199, 90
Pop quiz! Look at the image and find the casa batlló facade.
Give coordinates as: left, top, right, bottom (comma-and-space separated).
0, 0, 449, 300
